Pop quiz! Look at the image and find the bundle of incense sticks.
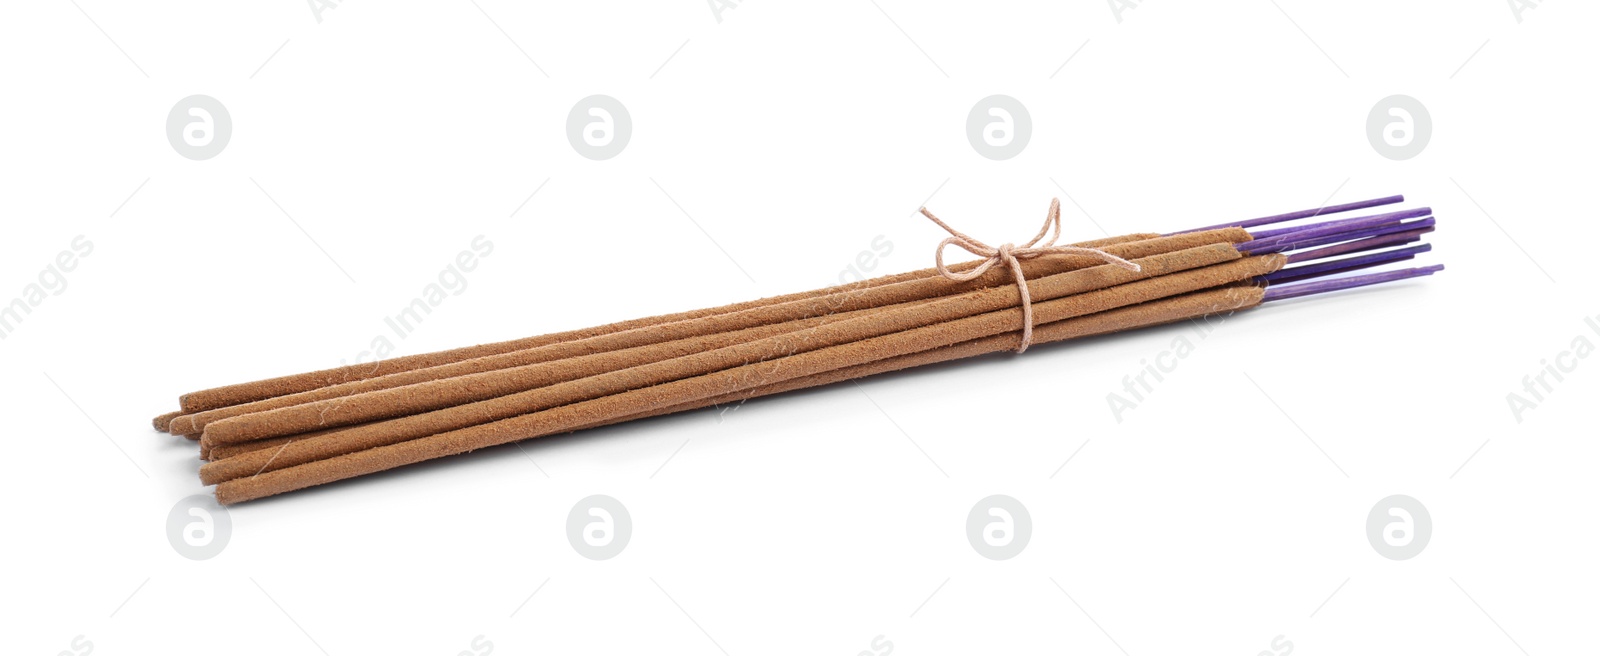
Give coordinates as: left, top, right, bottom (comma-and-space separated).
153, 195, 1443, 504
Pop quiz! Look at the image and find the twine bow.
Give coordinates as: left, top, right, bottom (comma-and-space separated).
919, 199, 1142, 353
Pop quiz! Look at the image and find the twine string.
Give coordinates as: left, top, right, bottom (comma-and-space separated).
919, 199, 1142, 353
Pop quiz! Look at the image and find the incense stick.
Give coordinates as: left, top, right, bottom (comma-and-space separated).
169, 232, 1210, 435
166, 195, 1407, 420
146, 194, 1444, 504
168, 233, 1159, 415
173, 304, 891, 437
199, 235, 1248, 446
203, 254, 1281, 488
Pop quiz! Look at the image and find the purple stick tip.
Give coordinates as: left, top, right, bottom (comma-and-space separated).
1239, 208, 1432, 253
1261, 243, 1432, 284
1284, 222, 1435, 263
1262, 264, 1444, 303
1248, 206, 1427, 240
1170, 195, 1405, 235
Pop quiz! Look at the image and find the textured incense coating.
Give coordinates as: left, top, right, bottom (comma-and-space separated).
167, 196, 1407, 420
211, 289, 1266, 467
198, 230, 1248, 445
210, 254, 1284, 498
172, 233, 1158, 414
208, 435, 298, 461
152, 411, 181, 432
196, 305, 892, 443
605, 285, 1268, 427
146, 196, 1446, 504
196, 244, 1248, 483
202, 245, 1247, 482
172, 304, 889, 436
206, 425, 358, 461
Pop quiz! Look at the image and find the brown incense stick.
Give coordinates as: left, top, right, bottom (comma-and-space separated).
157, 193, 1446, 506
199, 287, 1254, 462
199, 233, 1246, 446
172, 303, 893, 436
206, 426, 349, 461
152, 411, 181, 432
207, 435, 299, 461
205, 253, 1280, 492
168, 233, 1161, 432
226, 287, 1263, 462
202, 246, 1237, 481
605, 285, 1267, 428
171, 232, 1159, 415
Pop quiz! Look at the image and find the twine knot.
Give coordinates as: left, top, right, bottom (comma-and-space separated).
919, 199, 1142, 353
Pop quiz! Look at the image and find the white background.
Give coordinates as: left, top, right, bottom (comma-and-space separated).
3, 1, 1597, 654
